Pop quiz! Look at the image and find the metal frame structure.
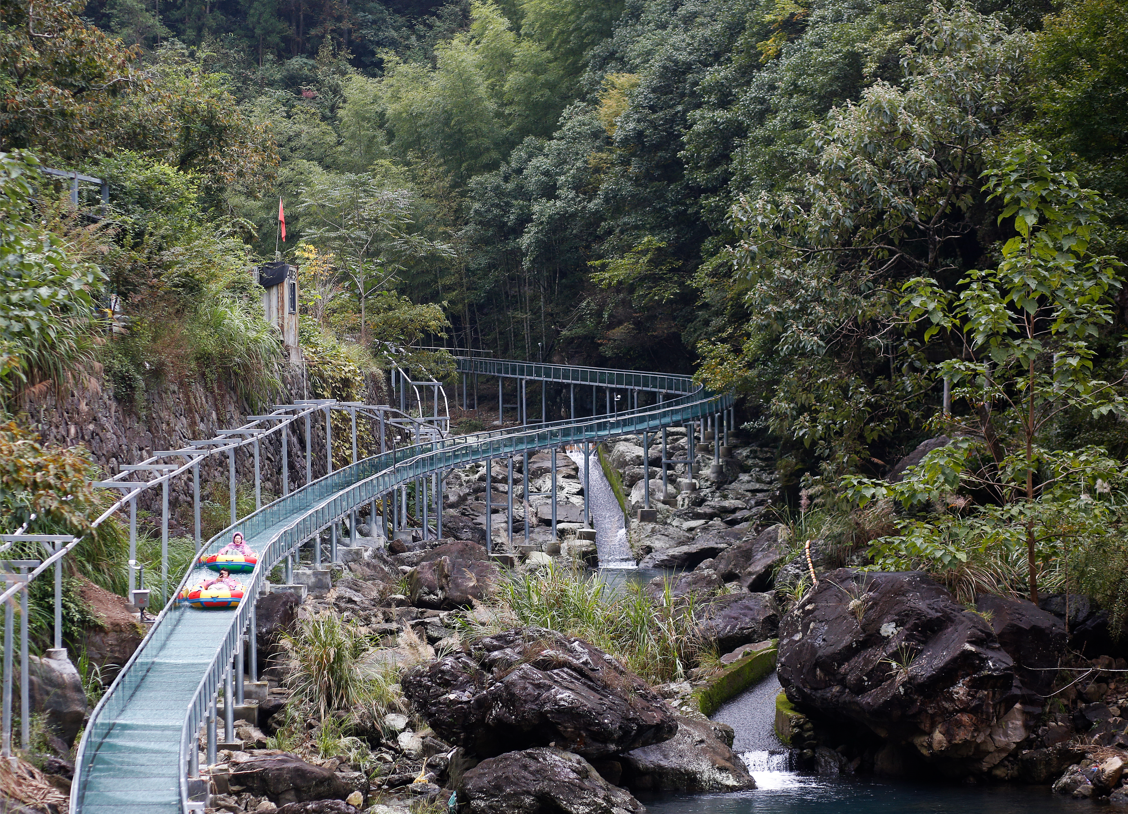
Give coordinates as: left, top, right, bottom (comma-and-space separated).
68, 358, 731, 812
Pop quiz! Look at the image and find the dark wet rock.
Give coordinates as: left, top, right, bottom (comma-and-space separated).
407, 539, 498, 610
695, 592, 779, 653
975, 594, 1066, 694
886, 436, 950, 482
258, 695, 287, 734
440, 514, 488, 546
255, 591, 301, 671
638, 528, 743, 570
644, 569, 723, 603
712, 524, 785, 591
26, 652, 86, 746
631, 523, 693, 560
459, 747, 646, 814
1039, 594, 1120, 658
1016, 745, 1086, 784
620, 714, 756, 793
230, 754, 350, 805
402, 628, 677, 760
778, 569, 1026, 775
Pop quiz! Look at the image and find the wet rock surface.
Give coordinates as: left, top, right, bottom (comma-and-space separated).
695, 592, 779, 653
778, 569, 1026, 775
406, 539, 498, 610
230, 754, 351, 805
401, 628, 677, 759
620, 713, 756, 792
459, 746, 646, 814
26, 651, 87, 746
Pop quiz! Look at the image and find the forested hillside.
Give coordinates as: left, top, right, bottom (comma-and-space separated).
3, 0, 1128, 610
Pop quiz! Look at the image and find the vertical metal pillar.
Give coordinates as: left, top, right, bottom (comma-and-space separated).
436, 476, 443, 539
223, 665, 234, 741
305, 413, 312, 484
249, 603, 258, 682
550, 448, 557, 541
228, 448, 237, 527
351, 510, 357, 546
253, 438, 261, 511
583, 442, 591, 527
521, 379, 527, 426
350, 407, 358, 464
661, 427, 669, 500
284, 552, 293, 584
606, 388, 611, 415
235, 641, 245, 705
541, 380, 546, 424
643, 432, 651, 509
3, 601, 12, 758
523, 450, 530, 544
324, 406, 333, 474
421, 478, 429, 540
161, 477, 169, 595
462, 373, 468, 411
592, 385, 597, 416
330, 524, 337, 563
193, 463, 201, 552
129, 497, 138, 596
474, 370, 479, 412
206, 697, 217, 765
570, 384, 575, 419
485, 460, 493, 554
282, 426, 289, 496
507, 458, 514, 545
498, 378, 504, 425
20, 575, 29, 750
379, 410, 386, 454
53, 546, 62, 651
315, 528, 323, 567
687, 423, 696, 483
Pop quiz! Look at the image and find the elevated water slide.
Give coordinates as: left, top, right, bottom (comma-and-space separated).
71, 358, 732, 813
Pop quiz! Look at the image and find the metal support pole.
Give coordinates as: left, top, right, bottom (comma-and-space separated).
485, 461, 493, 554
687, 423, 696, 483
350, 407, 358, 464
315, 529, 322, 568
643, 432, 651, 509
714, 418, 721, 464
54, 549, 62, 651
350, 509, 357, 546
330, 524, 337, 563
224, 665, 234, 742
422, 478, 429, 541
498, 378, 504, 425
550, 449, 557, 541
474, 371, 479, 412
190, 733, 199, 778
162, 478, 169, 595
325, 407, 332, 475
207, 698, 216, 766
193, 463, 201, 552
129, 497, 138, 597
254, 438, 261, 511
521, 379, 527, 426
249, 603, 258, 682
235, 641, 244, 705
379, 410, 386, 454
592, 385, 597, 416
282, 426, 289, 496
661, 428, 669, 500
570, 384, 575, 419
305, 413, 312, 484
523, 450, 530, 544
541, 380, 546, 424
943, 377, 952, 417
20, 580, 28, 750
507, 458, 514, 545
436, 477, 443, 539
228, 448, 236, 527
3, 602, 12, 758
606, 388, 611, 415
583, 442, 591, 527
284, 552, 293, 584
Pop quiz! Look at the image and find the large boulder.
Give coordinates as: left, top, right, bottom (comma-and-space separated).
638, 528, 743, 570
712, 524, 785, 591
778, 569, 1026, 775
230, 754, 350, 805
631, 523, 693, 560
255, 591, 301, 670
401, 628, 677, 760
440, 514, 488, 547
26, 651, 87, 745
886, 436, 950, 482
975, 594, 1066, 694
695, 593, 779, 653
645, 570, 723, 603
407, 539, 498, 610
1039, 594, 1120, 658
459, 747, 645, 814
620, 714, 756, 792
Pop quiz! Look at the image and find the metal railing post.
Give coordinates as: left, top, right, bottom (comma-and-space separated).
223, 666, 234, 742
249, 603, 258, 683
523, 451, 530, 545
498, 378, 503, 425
305, 413, 312, 484
3, 600, 13, 758
507, 458, 514, 545
20, 572, 29, 750
282, 425, 289, 496
329, 524, 336, 564
324, 406, 332, 475
235, 641, 244, 705
162, 477, 170, 596
254, 438, 262, 511
193, 463, 201, 552
228, 448, 237, 527
550, 448, 557, 541
53, 547, 63, 650
206, 699, 217, 766
643, 432, 651, 509
350, 407, 358, 464
661, 427, 669, 500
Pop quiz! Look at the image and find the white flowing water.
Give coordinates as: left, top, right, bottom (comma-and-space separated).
713, 672, 802, 790
566, 449, 635, 568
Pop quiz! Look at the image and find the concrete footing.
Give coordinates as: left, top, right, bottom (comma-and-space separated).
637, 509, 658, 523
293, 567, 332, 594
267, 583, 308, 599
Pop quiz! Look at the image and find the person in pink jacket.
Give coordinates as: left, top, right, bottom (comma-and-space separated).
217, 532, 256, 558
200, 568, 242, 591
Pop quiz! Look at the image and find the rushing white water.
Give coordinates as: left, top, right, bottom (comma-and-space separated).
740, 750, 799, 790
566, 448, 635, 567
714, 672, 805, 790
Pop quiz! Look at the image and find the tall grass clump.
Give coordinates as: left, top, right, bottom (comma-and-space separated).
487, 561, 706, 683
280, 611, 370, 720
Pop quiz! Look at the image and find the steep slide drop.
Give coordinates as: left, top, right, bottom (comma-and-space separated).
72, 357, 730, 813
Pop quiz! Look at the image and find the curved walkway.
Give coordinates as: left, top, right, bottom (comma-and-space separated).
71, 358, 730, 813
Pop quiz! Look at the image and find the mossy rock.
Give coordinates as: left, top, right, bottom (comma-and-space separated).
774, 691, 806, 746
693, 641, 777, 717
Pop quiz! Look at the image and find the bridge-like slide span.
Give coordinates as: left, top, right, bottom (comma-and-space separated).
72, 358, 731, 813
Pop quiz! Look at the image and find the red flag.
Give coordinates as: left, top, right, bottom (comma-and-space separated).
278, 198, 286, 242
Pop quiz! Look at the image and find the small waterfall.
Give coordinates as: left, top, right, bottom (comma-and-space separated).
713, 671, 801, 789
566, 449, 635, 568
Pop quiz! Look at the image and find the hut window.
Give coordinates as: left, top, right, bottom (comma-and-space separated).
288, 281, 297, 314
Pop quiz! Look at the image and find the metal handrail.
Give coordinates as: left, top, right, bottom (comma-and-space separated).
70, 358, 729, 812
